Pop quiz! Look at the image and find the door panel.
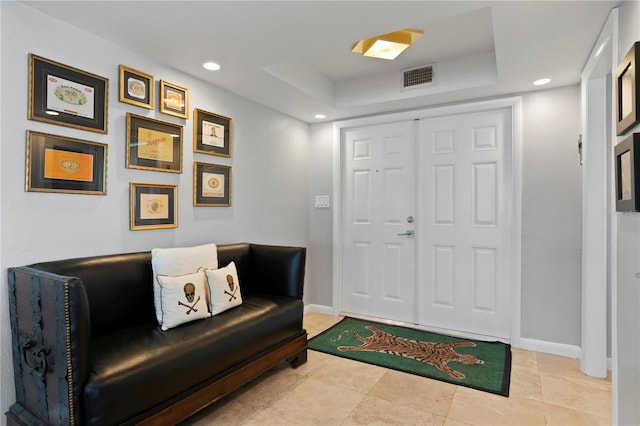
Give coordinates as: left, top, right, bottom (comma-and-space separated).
343, 121, 416, 323
418, 109, 512, 338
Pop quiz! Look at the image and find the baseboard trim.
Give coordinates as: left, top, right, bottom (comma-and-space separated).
303, 304, 334, 315
517, 337, 582, 359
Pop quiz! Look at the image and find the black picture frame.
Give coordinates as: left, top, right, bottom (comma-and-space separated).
119, 65, 154, 109
130, 182, 178, 230
126, 113, 183, 173
159, 80, 189, 119
193, 162, 231, 206
614, 133, 640, 212
616, 42, 640, 136
26, 130, 107, 195
28, 54, 108, 134
193, 108, 232, 157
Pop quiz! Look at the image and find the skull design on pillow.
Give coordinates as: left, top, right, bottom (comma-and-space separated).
178, 282, 200, 314
184, 283, 195, 302
224, 274, 238, 301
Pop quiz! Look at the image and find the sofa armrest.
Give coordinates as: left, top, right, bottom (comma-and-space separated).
248, 244, 306, 299
8, 266, 91, 425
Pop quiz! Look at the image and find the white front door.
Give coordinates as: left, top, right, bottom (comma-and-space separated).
417, 109, 512, 338
342, 121, 416, 323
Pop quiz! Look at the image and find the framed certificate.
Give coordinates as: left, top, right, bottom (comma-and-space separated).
193, 162, 231, 206
26, 130, 107, 195
130, 182, 178, 230
126, 113, 183, 173
193, 108, 232, 157
29, 54, 108, 134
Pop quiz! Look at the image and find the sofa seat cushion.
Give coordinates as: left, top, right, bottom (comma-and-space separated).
82, 295, 303, 425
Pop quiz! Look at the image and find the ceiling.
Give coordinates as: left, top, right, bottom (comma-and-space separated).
23, 1, 619, 123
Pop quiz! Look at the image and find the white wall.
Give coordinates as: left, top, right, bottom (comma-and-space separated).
614, 2, 640, 424
0, 2, 310, 417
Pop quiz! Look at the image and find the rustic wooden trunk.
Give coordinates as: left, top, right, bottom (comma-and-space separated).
7, 267, 84, 425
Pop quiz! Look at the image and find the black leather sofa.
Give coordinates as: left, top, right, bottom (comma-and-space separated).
6, 243, 307, 425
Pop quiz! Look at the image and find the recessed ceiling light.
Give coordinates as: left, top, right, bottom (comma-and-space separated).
314, 114, 326, 119
533, 78, 551, 86
203, 62, 221, 71
352, 29, 423, 61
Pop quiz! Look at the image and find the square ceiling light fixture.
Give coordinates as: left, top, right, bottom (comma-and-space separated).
352, 28, 424, 60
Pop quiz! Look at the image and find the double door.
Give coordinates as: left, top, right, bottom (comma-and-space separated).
342, 108, 512, 338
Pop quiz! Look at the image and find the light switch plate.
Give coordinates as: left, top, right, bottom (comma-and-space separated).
315, 195, 330, 209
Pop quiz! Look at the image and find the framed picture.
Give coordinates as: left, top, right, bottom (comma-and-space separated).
130, 182, 178, 230
119, 65, 154, 109
26, 130, 107, 195
616, 42, 639, 136
193, 162, 231, 206
159, 80, 189, 119
614, 133, 640, 212
193, 108, 232, 157
28, 54, 108, 134
126, 113, 183, 173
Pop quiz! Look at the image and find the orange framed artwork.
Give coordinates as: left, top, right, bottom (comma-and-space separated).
26, 130, 107, 195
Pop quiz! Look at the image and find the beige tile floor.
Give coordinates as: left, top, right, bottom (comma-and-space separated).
183, 313, 612, 426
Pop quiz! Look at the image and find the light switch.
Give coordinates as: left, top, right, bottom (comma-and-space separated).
315, 195, 330, 209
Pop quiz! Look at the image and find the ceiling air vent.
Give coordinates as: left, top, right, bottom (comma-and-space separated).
402, 65, 434, 88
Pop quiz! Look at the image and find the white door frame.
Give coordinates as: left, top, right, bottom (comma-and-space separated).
579, 8, 617, 381
332, 97, 523, 342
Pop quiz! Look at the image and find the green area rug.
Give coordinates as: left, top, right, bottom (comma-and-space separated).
308, 316, 511, 396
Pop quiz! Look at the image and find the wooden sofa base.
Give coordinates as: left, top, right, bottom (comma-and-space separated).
6, 334, 307, 426
137, 332, 308, 426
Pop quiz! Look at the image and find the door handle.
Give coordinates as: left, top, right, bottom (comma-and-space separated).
397, 230, 415, 237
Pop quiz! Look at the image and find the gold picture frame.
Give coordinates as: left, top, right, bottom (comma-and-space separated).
130, 182, 178, 230
193, 108, 232, 157
614, 133, 640, 212
616, 42, 640, 136
26, 130, 107, 195
126, 113, 183, 173
119, 65, 154, 109
28, 54, 108, 134
193, 162, 231, 206
159, 80, 189, 119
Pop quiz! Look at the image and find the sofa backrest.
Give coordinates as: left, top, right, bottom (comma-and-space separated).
29, 251, 156, 337
26, 242, 303, 338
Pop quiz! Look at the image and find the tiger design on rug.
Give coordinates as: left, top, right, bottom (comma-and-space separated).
333, 325, 484, 379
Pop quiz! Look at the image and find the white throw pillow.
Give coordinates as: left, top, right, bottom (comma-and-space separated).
205, 262, 243, 315
157, 270, 210, 331
151, 243, 218, 324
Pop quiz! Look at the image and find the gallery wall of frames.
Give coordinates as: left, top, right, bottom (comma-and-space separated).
26, 54, 233, 231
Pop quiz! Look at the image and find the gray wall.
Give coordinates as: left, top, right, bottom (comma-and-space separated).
520, 85, 583, 345
0, 2, 310, 416
306, 123, 334, 307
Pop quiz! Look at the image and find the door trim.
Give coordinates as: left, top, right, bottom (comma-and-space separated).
332, 96, 523, 342
579, 7, 617, 382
